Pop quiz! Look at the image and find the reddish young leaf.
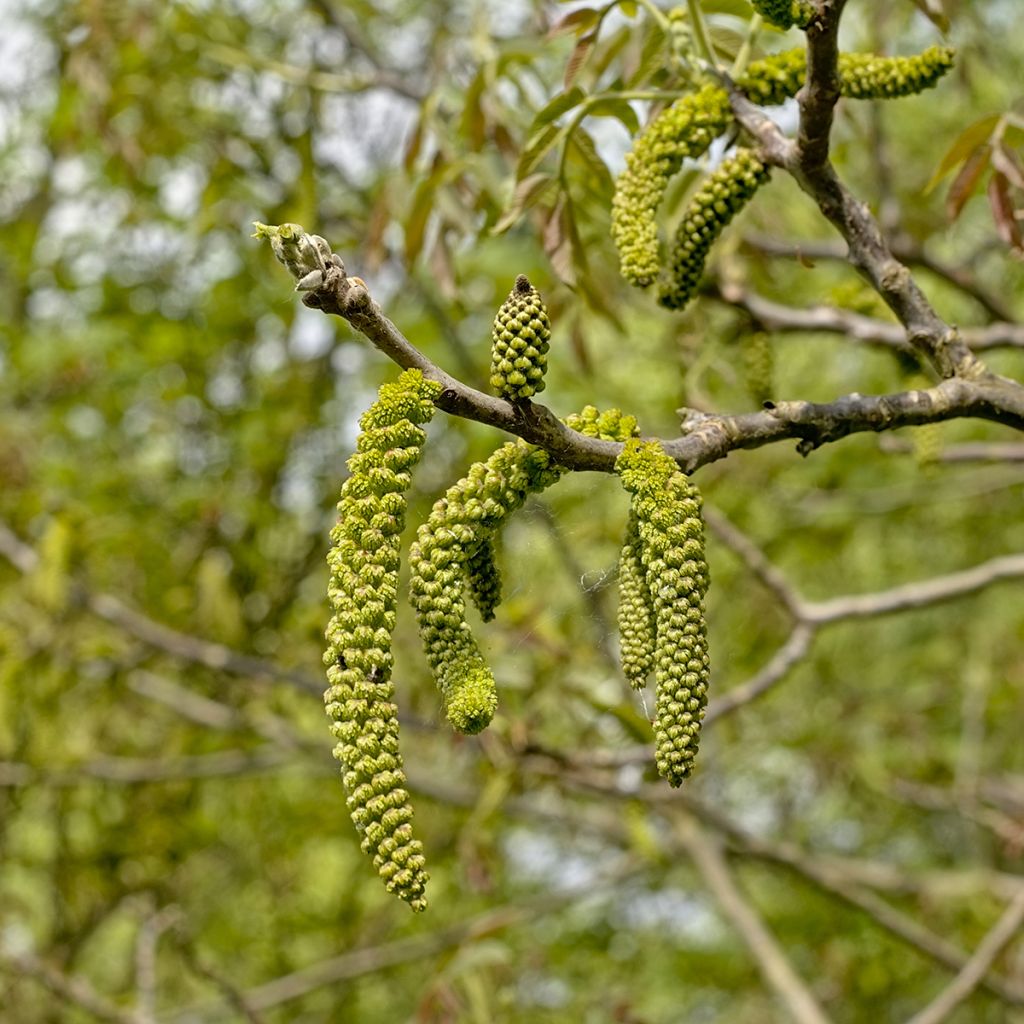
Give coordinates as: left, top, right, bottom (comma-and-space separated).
564, 31, 597, 89
987, 172, 1023, 251
945, 145, 990, 222
547, 6, 601, 38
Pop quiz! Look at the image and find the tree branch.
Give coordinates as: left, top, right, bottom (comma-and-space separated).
0, 949, 144, 1024
712, 283, 1024, 353
904, 890, 1024, 1024
675, 816, 833, 1024
297, 264, 1024, 475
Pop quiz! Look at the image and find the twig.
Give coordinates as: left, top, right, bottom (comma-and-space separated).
704, 507, 804, 616
803, 552, 1024, 623
0, 949, 143, 1024
297, 260, 1024, 475
704, 624, 815, 724
0, 746, 303, 788
551, 770, 1024, 1005
675, 816, 832, 1024
162, 865, 635, 1021
712, 283, 1024, 352
905, 890, 1024, 1024
86, 593, 321, 693
0, 517, 322, 694
742, 234, 1017, 323
134, 905, 184, 1024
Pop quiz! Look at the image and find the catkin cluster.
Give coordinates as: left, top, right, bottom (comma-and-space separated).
490, 275, 551, 401
323, 368, 441, 913
616, 440, 710, 787
659, 148, 770, 310
610, 84, 733, 287
750, 0, 814, 30
409, 407, 638, 735
610, 46, 955, 296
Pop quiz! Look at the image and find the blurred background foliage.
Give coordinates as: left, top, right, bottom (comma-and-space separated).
1, 0, 1023, 1021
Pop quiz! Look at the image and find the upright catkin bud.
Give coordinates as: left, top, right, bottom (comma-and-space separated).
659, 148, 770, 311
323, 368, 441, 912
617, 511, 657, 689
749, 0, 814, 30
490, 276, 551, 401
616, 440, 710, 786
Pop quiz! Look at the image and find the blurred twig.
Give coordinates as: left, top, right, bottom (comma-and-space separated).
904, 890, 1024, 1024
0, 949, 143, 1024
675, 816, 832, 1024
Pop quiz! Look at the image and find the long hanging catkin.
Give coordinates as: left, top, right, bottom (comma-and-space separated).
409, 408, 639, 735
610, 46, 954, 291
323, 368, 441, 912
658, 147, 771, 311
616, 440, 710, 786
617, 510, 657, 689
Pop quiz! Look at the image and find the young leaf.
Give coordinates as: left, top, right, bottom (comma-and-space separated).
987, 172, 1023, 251
533, 86, 586, 130
925, 114, 1000, 194
945, 145, 989, 221
517, 123, 566, 181
548, 6, 601, 37
586, 95, 640, 136
493, 173, 556, 234
564, 32, 597, 89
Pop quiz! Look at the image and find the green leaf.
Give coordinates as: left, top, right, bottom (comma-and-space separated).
567, 128, 614, 200
492, 173, 557, 234
532, 86, 587, 130
516, 123, 566, 181
585, 95, 640, 136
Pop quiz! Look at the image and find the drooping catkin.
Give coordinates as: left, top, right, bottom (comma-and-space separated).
749, 0, 814, 31
616, 439, 710, 787
838, 46, 955, 100
490, 275, 551, 401
465, 535, 502, 623
323, 368, 441, 912
610, 84, 733, 288
610, 46, 954, 291
617, 510, 657, 689
658, 147, 770, 311
409, 408, 639, 735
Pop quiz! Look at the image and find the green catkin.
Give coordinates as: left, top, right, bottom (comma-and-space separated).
465, 535, 502, 623
750, 0, 814, 30
617, 510, 657, 689
610, 84, 733, 287
323, 368, 442, 913
409, 408, 639, 735
610, 46, 954, 289
616, 440, 710, 787
743, 330, 775, 406
838, 47, 956, 100
659, 148, 770, 310
490, 276, 551, 401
